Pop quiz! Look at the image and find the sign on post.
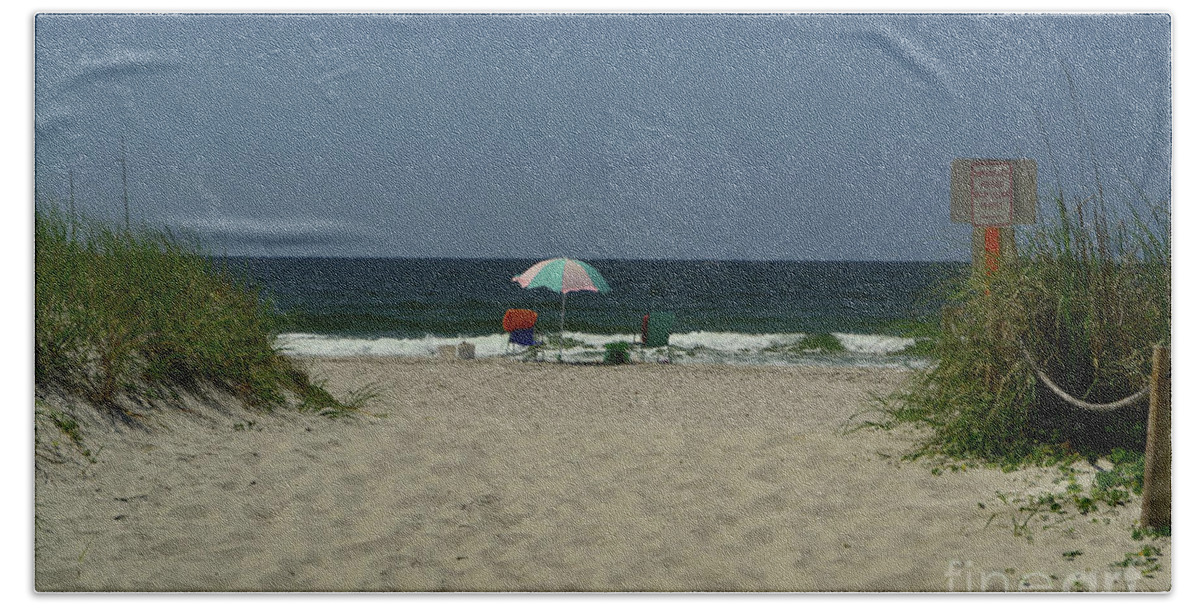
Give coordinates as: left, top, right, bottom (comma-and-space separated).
951, 158, 1037, 274
951, 158, 1037, 225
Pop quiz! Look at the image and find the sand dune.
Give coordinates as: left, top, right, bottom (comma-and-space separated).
34, 358, 1170, 592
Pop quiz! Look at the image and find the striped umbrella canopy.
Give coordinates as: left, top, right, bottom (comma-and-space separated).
512, 257, 612, 294
512, 258, 611, 360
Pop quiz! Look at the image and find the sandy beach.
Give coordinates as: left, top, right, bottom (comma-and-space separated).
34, 357, 1170, 592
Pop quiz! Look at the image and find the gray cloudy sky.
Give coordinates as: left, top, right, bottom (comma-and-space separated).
33, 13, 1171, 260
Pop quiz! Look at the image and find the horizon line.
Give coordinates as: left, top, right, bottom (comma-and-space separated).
210, 254, 972, 264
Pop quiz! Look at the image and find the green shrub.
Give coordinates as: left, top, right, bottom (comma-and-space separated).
885, 192, 1169, 464
35, 207, 348, 414
603, 341, 631, 365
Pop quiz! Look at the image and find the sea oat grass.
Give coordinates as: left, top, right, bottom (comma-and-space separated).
889, 192, 1169, 465
35, 207, 352, 415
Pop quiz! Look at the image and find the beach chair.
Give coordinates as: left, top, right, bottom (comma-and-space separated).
503, 309, 542, 357
636, 312, 675, 363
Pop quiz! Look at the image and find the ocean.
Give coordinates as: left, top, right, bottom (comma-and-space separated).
219, 258, 964, 367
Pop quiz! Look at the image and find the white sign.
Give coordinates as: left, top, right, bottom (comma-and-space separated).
969, 161, 1014, 225
950, 158, 1037, 226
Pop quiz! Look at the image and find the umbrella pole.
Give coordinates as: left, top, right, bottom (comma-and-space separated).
559, 290, 566, 362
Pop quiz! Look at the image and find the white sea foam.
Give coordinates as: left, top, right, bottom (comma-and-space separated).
276, 333, 514, 358
277, 330, 930, 368
669, 331, 807, 353
832, 333, 918, 355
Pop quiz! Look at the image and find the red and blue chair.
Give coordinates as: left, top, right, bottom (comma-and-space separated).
503, 309, 542, 355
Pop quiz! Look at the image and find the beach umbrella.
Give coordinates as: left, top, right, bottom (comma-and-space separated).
512, 257, 611, 360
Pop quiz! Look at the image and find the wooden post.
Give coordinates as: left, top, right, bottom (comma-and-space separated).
971, 226, 1016, 274
1140, 345, 1171, 529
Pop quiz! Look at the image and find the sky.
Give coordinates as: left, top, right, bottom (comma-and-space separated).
33, 11, 1171, 261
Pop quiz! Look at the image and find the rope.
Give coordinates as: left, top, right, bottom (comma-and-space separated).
1019, 347, 1149, 412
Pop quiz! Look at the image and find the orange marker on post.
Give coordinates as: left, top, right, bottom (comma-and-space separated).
984, 225, 1001, 275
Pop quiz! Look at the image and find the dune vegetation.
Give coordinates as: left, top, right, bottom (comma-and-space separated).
34, 207, 350, 416
873, 189, 1169, 467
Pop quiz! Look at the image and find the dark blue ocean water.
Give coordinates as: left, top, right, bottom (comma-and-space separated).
218, 257, 963, 339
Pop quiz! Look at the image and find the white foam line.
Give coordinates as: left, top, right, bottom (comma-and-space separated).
275, 330, 930, 366
832, 333, 917, 355
669, 331, 808, 352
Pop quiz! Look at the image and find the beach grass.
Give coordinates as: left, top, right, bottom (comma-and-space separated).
879, 191, 1169, 466
35, 207, 350, 415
